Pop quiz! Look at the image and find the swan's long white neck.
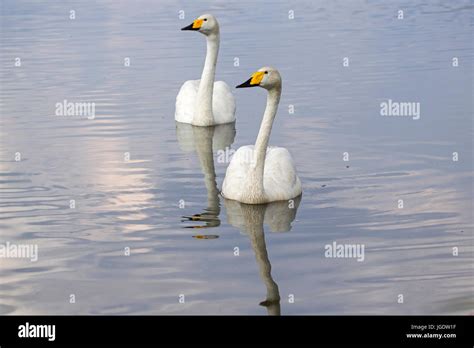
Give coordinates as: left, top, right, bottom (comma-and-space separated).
194, 32, 219, 126
251, 87, 281, 196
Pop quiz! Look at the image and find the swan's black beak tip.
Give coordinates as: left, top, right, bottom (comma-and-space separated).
181, 23, 198, 31
236, 78, 255, 89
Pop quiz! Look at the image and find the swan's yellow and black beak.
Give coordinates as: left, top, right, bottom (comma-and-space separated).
181, 19, 203, 31
236, 71, 265, 88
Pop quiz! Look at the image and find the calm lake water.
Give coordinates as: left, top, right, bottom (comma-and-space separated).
0, 0, 472, 315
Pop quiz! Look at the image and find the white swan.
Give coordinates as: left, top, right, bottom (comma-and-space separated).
221, 67, 302, 204
175, 14, 236, 126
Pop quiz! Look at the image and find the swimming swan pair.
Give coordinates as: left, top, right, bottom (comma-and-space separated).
175, 14, 302, 204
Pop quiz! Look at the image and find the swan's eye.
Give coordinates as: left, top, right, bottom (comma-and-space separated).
264, 71, 268, 74
203, 18, 207, 21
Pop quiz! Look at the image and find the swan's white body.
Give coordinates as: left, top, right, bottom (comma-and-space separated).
175, 80, 235, 125
222, 145, 301, 203
222, 67, 302, 204
175, 14, 236, 126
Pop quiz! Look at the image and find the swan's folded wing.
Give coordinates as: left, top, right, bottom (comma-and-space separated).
212, 81, 236, 124
221, 145, 254, 199
175, 80, 199, 124
264, 147, 302, 201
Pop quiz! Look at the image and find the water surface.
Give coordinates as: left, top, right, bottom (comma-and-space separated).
0, 0, 472, 314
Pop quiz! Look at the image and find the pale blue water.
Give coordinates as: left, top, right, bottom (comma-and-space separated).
0, 0, 472, 315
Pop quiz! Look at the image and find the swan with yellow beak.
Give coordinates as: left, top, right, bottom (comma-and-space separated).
175, 14, 236, 126
222, 67, 302, 204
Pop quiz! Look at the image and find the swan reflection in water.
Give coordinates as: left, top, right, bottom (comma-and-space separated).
224, 196, 301, 315
175, 121, 235, 230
